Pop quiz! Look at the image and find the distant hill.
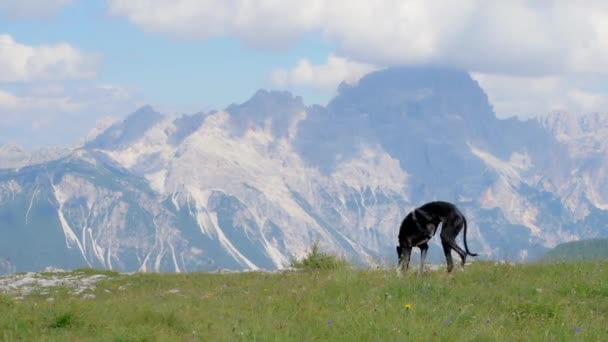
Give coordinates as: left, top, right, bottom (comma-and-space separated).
541, 238, 608, 261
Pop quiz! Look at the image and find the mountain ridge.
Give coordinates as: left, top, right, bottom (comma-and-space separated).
1, 67, 607, 274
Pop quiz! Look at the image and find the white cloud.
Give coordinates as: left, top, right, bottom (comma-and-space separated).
0, 34, 99, 82
107, 0, 608, 76
0, 33, 130, 146
0, 84, 139, 117
0, 84, 142, 147
0, 90, 19, 108
472, 73, 608, 118
0, 0, 72, 19
0, 89, 73, 116
107, 0, 608, 116
107, 0, 321, 47
272, 54, 379, 91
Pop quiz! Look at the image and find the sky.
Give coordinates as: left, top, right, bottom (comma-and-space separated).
1, 0, 608, 147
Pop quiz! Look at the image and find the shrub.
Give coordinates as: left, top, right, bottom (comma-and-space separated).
291, 242, 349, 271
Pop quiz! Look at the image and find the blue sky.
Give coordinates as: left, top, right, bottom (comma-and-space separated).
0, 1, 335, 109
1, 1, 607, 147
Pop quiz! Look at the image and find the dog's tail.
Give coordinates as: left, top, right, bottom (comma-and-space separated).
463, 216, 478, 257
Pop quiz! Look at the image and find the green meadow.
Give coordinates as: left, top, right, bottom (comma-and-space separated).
1, 261, 607, 341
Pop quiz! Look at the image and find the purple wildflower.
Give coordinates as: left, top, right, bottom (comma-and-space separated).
573, 327, 580, 334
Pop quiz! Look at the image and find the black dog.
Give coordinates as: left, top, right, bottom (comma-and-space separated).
396, 201, 477, 274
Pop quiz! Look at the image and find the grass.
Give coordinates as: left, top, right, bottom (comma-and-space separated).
1, 261, 608, 340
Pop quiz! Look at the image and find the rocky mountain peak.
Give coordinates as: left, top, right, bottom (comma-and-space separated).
329, 66, 494, 122
225, 90, 306, 137
85, 105, 164, 150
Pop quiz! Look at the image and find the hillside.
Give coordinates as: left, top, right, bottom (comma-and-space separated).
1, 262, 607, 340
541, 238, 608, 261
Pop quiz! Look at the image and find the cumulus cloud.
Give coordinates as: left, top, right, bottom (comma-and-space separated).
107, 0, 321, 48
0, 84, 134, 114
0, 88, 74, 117
272, 54, 379, 91
107, 0, 608, 76
0, 34, 132, 146
106, 0, 608, 115
0, 0, 72, 19
0, 34, 99, 82
0, 90, 19, 108
0, 84, 141, 147
472, 73, 608, 118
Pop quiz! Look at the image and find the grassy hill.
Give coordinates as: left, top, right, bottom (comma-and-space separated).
1, 262, 608, 340
541, 238, 608, 261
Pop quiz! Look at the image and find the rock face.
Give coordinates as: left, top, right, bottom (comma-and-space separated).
1, 67, 607, 274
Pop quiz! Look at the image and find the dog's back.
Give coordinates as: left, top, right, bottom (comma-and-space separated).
418, 201, 457, 218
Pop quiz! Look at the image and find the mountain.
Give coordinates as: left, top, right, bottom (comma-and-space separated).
540, 238, 608, 261
1, 66, 608, 274
538, 111, 608, 215
0, 144, 69, 169
84, 105, 165, 151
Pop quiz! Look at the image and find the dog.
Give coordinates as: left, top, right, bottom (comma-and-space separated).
396, 201, 477, 274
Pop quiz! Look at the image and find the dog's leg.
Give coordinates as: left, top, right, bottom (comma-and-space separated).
441, 219, 468, 269
443, 238, 467, 268
418, 243, 429, 276
441, 240, 454, 272
399, 246, 412, 274
445, 239, 467, 268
